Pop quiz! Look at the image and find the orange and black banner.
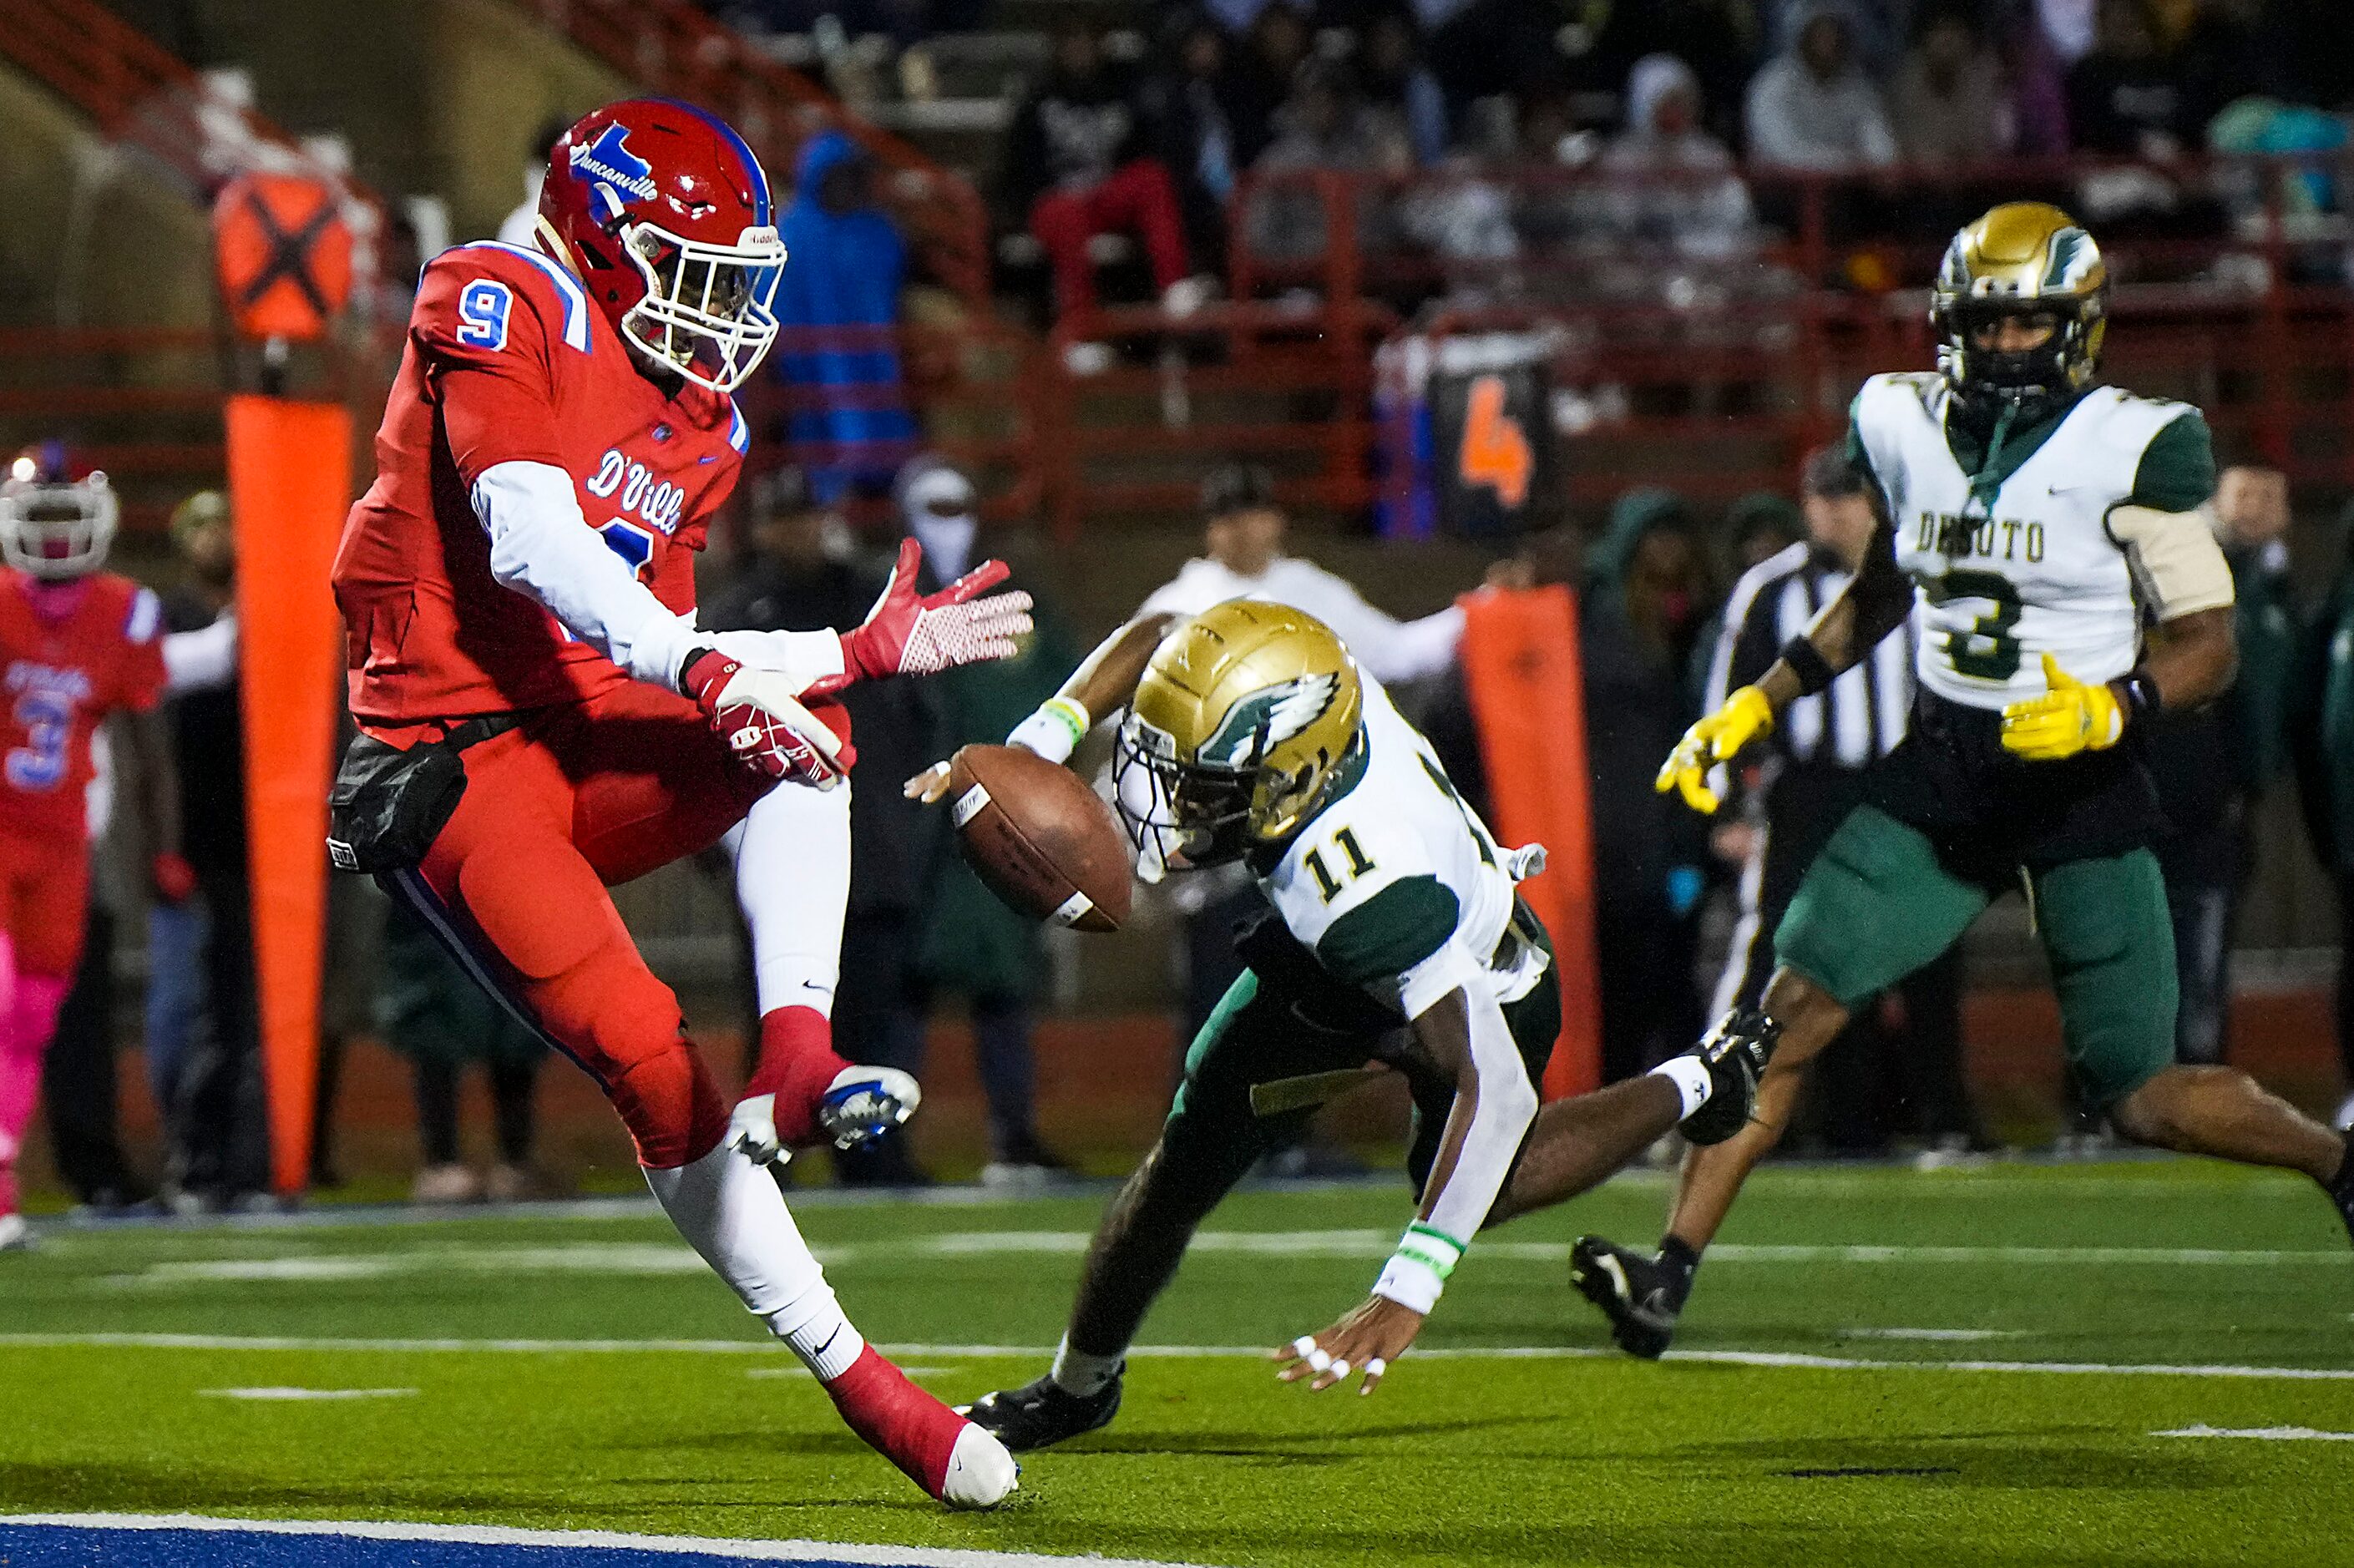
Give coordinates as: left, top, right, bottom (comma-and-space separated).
1459, 585, 1601, 1099
228, 394, 351, 1194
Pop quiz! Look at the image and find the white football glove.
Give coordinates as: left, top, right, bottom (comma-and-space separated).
681, 650, 850, 788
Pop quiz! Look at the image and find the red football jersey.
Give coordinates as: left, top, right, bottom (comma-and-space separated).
0, 570, 167, 842
332, 241, 748, 723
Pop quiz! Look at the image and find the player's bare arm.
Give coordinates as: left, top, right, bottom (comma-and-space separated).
1659, 515, 1911, 813
905, 610, 1177, 802
1276, 987, 1536, 1395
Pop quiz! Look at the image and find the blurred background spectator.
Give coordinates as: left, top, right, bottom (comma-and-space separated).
1006, 22, 1206, 351
154, 491, 268, 1212
773, 131, 919, 502
1890, 6, 2017, 165
1141, 12, 1249, 272
1594, 53, 1755, 261
883, 456, 1081, 1186
2147, 464, 2293, 1068
495, 117, 568, 247
377, 901, 552, 1204
1579, 487, 1712, 1084
2291, 503, 2354, 1130
1744, 4, 1897, 171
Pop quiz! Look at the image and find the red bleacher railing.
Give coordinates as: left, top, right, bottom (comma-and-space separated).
519, 0, 991, 309
1205, 153, 2354, 522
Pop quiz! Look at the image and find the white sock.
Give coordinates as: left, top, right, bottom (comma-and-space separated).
1050, 1333, 1122, 1397
734, 780, 849, 1017
643, 1141, 828, 1318
1648, 1056, 1714, 1119
767, 1289, 866, 1381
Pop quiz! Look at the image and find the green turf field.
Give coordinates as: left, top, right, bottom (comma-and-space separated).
4, 1161, 2352, 1566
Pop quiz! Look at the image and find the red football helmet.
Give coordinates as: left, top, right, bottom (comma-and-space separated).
0, 440, 116, 579
537, 99, 787, 394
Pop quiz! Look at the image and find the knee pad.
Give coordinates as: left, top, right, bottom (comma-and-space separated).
606, 1037, 729, 1169
529, 942, 725, 1167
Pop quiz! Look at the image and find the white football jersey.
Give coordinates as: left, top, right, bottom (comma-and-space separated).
1258, 673, 1546, 1020
1853, 372, 2198, 710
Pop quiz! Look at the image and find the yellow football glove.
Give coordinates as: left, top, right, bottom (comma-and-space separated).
1655, 685, 1774, 814
2000, 654, 2124, 761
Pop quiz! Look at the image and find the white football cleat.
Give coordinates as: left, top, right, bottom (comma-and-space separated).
819, 1065, 921, 1150
0, 1213, 31, 1252
939, 1421, 1020, 1510
728, 1093, 789, 1169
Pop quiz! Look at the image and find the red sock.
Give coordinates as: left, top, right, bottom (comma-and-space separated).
746, 1004, 852, 1147
823, 1344, 967, 1499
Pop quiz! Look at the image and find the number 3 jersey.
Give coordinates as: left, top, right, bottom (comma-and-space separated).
1845, 372, 2220, 868
333, 241, 747, 725
1850, 372, 2220, 711
0, 573, 166, 842
1255, 673, 1547, 1020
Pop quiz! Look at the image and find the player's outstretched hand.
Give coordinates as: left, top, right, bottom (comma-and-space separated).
2000, 653, 2123, 761
904, 760, 953, 802
682, 650, 852, 787
1275, 1294, 1425, 1396
1655, 684, 1774, 814
830, 539, 1033, 690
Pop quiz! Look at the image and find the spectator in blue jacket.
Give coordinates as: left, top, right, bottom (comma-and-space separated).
772, 130, 918, 500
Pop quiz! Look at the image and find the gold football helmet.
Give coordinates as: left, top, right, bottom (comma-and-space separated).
1931, 201, 2108, 401
1113, 600, 1364, 881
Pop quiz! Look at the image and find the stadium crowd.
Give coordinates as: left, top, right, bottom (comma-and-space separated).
701, 0, 2352, 330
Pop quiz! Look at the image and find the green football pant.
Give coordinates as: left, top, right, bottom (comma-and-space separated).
1774, 804, 2176, 1109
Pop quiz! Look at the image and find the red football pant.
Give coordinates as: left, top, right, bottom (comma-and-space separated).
0, 829, 89, 980
1030, 158, 1190, 318
381, 683, 807, 1169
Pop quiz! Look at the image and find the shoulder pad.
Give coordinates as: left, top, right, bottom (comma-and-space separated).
428, 241, 592, 354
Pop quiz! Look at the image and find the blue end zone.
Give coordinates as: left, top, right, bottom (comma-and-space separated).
0, 1525, 905, 1567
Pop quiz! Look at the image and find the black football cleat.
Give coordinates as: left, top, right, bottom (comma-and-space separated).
1675, 1007, 1780, 1146
2326, 1138, 2354, 1249
959, 1368, 1122, 1453
1569, 1236, 1688, 1359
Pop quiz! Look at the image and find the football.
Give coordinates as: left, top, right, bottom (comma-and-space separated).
947, 743, 1131, 932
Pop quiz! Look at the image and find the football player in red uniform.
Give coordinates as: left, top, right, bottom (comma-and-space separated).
0, 443, 190, 1250
331, 100, 1030, 1506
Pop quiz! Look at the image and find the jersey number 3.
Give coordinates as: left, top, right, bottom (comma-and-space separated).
6, 690, 71, 792
1923, 568, 2023, 681
1304, 827, 1377, 903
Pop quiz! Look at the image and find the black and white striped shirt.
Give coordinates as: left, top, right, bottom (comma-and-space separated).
1704, 541, 1913, 778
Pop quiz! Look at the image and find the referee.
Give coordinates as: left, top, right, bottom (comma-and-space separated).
1703, 447, 1982, 1158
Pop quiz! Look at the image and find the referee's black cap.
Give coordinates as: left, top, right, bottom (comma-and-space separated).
1802, 444, 1867, 498
1201, 461, 1278, 519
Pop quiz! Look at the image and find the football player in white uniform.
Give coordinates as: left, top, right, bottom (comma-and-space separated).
1574, 202, 2354, 1359
910, 599, 1766, 1447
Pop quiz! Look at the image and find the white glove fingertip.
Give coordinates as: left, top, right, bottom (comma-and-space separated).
1289, 1335, 1318, 1360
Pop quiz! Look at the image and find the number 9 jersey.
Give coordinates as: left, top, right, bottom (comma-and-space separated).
332, 240, 749, 725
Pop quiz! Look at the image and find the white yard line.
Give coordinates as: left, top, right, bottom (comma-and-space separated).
198, 1388, 418, 1401
1835, 1328, 2027, 1342
0, 1514, 1210, 1567
2154, 1424, 2354, 1441
5, 1333, 2353, 1383
78, 1232, 2354, 1287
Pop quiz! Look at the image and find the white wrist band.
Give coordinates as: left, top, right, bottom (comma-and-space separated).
1371, 1222, 1463, 1315
1648, 1056, 1714, 1120
1006, 695, 1090, 764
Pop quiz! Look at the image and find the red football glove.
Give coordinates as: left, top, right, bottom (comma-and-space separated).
152, 852, 198, 904
683, 650, 855, 787
823, 539, 1033, 692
